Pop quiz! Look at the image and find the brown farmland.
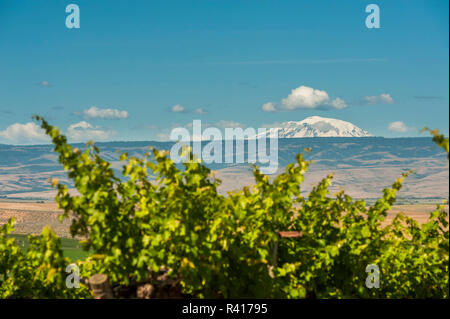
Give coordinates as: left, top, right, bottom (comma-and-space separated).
1, 201, 447, 238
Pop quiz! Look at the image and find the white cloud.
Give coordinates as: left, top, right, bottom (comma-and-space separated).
184, 120, 244, 129
83, 106, 129, 119
388, 121, 410, 133
215, 120, 244, 129
363, 93, 394, 105
262, 85, 347, 112
0, 122, 49, 144
209, 58, 387, 65
156, 132, 171, 141
66, 121, 114, 141
194, 108, 208, 114
159, 120, 250, 142
329, 97, 347, 109
171, 104, 185, 113
39, 80, 50, 87
171, 105, 209, 114
261, 102, 277, 112
282, 86, 330, 109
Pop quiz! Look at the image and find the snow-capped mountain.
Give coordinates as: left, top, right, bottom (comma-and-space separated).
260, 116, 372, 138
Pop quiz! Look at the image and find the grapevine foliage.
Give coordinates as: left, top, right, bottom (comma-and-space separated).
0, 116, 448, 298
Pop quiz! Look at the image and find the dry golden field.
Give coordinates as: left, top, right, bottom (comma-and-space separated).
384, 204, 449, 227
0, 201, 73, 237
1, 200, 447, 238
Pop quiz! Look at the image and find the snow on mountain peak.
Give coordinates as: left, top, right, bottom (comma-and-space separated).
261, 116, 372, 138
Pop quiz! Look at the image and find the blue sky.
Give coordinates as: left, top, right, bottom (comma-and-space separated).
0, 0, 448, 144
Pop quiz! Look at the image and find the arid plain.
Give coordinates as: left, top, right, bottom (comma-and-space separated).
1, 200, 447, 238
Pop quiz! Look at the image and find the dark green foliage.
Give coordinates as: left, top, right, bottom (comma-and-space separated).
0, 117, 448, 298
0, 220, 91, 298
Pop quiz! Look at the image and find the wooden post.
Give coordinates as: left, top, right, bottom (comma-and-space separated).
89, 274, 114, 299
270, 237, 279, 267
270, 231, 303, 267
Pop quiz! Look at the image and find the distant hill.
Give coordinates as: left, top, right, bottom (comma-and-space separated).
0, 137, 448, 200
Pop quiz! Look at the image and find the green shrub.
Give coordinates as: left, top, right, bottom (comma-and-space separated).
0, 219, 91, 298
0, 117, 448, 298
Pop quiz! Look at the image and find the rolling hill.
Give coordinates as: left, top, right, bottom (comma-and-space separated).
0, 137, 448, 200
